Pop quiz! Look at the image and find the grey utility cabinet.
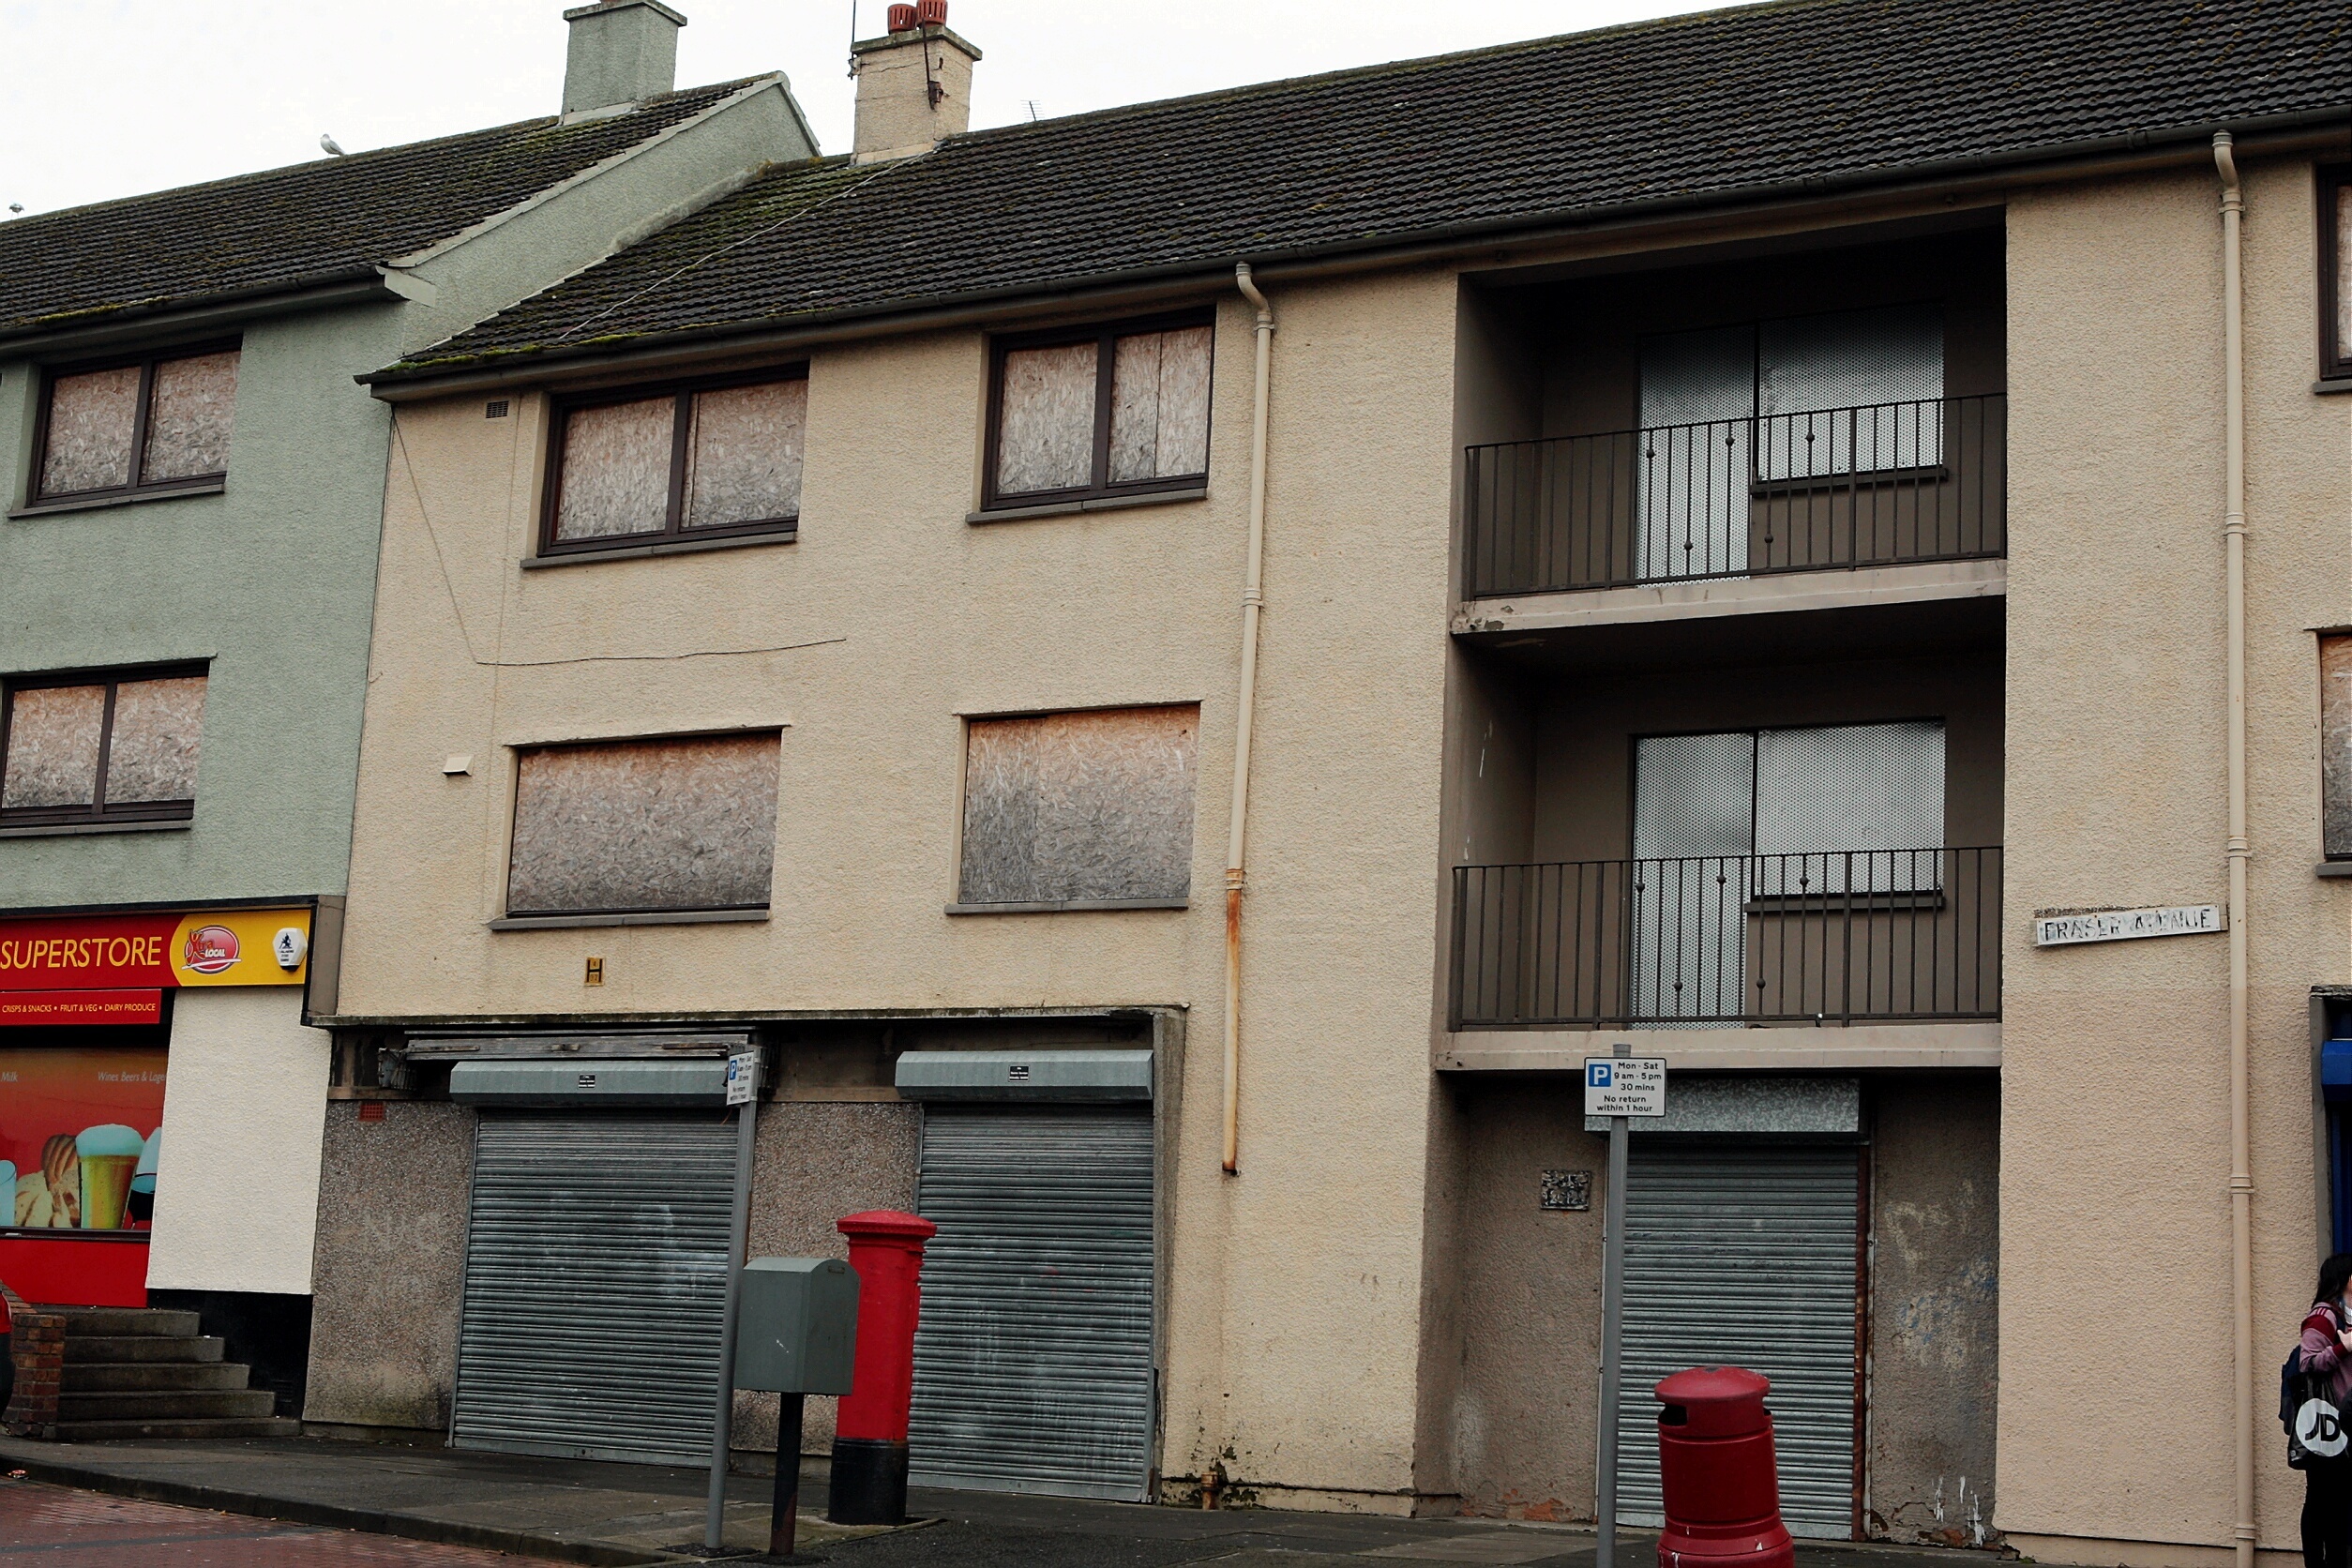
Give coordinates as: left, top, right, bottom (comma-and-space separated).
734, 1258, 860, 1394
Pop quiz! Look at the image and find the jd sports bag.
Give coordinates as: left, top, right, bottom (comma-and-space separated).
2290, 1307, 2350, 1470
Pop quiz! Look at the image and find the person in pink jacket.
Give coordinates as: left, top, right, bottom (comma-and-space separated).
2302, 1254, 2352, 1568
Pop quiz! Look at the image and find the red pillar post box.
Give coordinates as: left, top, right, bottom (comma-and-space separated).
828, 1209, 937, 1525
1653, 1367, 1796, 1568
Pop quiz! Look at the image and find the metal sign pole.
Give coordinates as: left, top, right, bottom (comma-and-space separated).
705, 1053, 762, 1552
1595, 1042, 1630, 1568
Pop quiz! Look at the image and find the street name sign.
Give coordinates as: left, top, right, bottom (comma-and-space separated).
1584, 1057, 1666, 1118
2033, 904, 2222, 947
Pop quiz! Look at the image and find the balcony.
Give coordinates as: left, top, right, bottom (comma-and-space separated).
1462, 395, 2006, 599
1451, 847, 2002, 1029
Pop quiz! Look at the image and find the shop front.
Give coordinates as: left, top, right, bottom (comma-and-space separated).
0, 906, 315, 1307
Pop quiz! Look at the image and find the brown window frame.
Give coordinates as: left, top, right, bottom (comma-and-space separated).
0, 663, 208, 828
2322, 166, 2352, 383
538, 366, 808, 559
981, 309, 1215, 512
29, 340, 240, 505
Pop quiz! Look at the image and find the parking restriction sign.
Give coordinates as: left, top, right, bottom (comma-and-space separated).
1584, 1057, 1666, 1118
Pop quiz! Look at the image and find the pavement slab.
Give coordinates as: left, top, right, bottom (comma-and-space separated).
0, 1435, 2006, 1568
0, 1474, 565, 1565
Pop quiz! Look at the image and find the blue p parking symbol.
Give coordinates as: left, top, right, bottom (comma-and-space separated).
1587, 1063, 1614, 1089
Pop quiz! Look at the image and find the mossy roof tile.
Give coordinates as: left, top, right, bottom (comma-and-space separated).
0, 79, 761, 339
385, 0, 2352, 377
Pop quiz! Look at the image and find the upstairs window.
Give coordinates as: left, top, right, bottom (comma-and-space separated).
0, 669, 207, 826
985, 316, 1213, 509
543, 369, 806, 556
2322, 167, 2352, 383
505, 732, 780, 917
34, 347, 239, 504
957, 705, 1199, 910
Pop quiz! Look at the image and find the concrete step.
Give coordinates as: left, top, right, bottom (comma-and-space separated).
49, 1416, 299, 1442
46, 1308, 201, 1338
63, 1335, 223, 1364
61, 1361, 252, 1393
56, 1390, 276, 1423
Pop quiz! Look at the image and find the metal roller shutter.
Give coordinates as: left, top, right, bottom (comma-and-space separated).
452, 1114, 736, 1465
1615, 1141, 1859, 1537
908, 1106, 1154, 1501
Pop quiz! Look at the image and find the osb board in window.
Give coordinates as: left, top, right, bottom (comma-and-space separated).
2324, 635, 2352, 858
555, 398, 672, 540
141, 352, 239, 482
105, 676, 205, 804
685, 380, 805, 529
1, 686, 105, 809
40, 367, 139, 495
960, 706, 1198, 904
507, 733, 779, 915
995, 342, 1095, 495
1108, 326, 1211, 483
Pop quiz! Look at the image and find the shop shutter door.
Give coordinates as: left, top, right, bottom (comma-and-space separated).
1615, 1141, 1858, 1537
909, 1106, 1154, 1500
452, 1114, 736, 1465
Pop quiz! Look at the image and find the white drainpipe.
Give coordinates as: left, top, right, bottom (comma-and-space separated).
1223, 262, 1275, 1176
2214, 128, 2254, 1568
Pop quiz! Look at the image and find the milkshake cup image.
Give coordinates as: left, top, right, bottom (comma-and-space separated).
76, 1125, 143, 1231
128, 1130, 160, 1227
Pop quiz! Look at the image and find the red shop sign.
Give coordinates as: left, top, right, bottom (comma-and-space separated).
0, 916, 177, 991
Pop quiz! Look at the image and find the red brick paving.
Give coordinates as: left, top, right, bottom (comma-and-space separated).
0, 1476, 564, 1565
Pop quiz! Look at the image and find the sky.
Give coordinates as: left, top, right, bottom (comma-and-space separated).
0, 0, 1769, 219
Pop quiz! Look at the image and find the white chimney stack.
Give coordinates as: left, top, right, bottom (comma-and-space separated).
851, 0, 981, 163
562, 0, 685, 119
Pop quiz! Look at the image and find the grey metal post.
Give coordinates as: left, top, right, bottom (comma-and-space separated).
1596, 1042, 1631, 1568
704, 1082, 760, 1550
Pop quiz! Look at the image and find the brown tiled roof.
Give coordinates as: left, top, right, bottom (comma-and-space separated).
377, 0, 2352, 380
0, 79, 764, 341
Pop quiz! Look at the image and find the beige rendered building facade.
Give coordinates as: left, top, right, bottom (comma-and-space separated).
310, 1, 2352, 1561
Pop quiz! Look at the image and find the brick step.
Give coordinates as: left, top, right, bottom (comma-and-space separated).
56, 1389, 276, 1422
49, 1417, 299, 1442
44, 1308, 201, 1338
62, 1335, 223, 1364
61, 1361, 252, 1393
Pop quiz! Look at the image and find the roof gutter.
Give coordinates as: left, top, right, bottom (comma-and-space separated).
0, 265, 395, 359
361, 104, 2352, 400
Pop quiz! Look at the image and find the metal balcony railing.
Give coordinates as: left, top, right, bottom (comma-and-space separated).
1461, 395, 2007, 597
1450, 847, 2002, 1029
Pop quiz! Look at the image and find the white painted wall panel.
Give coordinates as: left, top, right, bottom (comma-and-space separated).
145, 987, 330, 1294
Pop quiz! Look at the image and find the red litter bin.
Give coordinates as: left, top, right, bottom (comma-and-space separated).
1653, 1366, 1795, 1568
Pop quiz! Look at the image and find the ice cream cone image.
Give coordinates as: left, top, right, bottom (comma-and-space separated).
75, 1125, 142, 1231
39, 1135, 80, 1229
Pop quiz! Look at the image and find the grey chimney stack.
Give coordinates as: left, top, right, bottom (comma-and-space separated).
562, 0, 685, 118
851, 2, 982, 163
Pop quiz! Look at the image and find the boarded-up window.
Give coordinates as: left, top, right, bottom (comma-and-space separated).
35, 348, 238, 501
545, 371, 807, 555
506, 733, 780, 916
685, 381, 806, 530
554, 398, 672, 541
1108, 326, 1213, 483
0, 671, 205, 824
2323, 635, 2352, 859
958, 707, 1198, 905
988, 318, 1213, 505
